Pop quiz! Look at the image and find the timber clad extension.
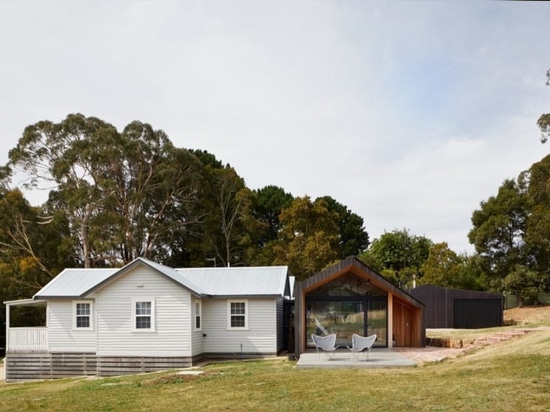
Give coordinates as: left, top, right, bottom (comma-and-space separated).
4, 258, 290, 382
293, 257, 425, 359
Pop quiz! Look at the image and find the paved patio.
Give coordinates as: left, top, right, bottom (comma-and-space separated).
296, 346, 464, 369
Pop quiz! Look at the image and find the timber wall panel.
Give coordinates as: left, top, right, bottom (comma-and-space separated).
4, 353, 197, 382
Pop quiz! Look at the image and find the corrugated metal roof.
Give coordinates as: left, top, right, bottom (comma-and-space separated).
177, 266, 288, 296
32, 259, 288, 299
34, 268, 117, 299
133, 258, 207, 295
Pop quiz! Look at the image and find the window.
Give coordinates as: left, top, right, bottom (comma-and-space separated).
133, 299, 155, 331
228, 300, 248, 329
194, 300, 202, 330
73, 301, 92, 329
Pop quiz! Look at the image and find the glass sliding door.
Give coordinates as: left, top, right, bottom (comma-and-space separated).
367, 300, 387, 346
306, 298, 387, 348
306, 301, 364, 347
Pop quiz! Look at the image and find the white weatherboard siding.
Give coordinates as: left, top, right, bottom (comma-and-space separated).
47, 300, 97, 352
202, 298, 277, 355
96, 267, 192, 357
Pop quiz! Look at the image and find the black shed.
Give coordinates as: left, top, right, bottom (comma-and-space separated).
409, 285, 503, 329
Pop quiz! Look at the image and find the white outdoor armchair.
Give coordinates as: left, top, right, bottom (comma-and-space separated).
346, 333, 377, 360
311, 333, 339, 359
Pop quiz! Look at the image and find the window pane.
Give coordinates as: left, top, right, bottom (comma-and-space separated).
136, 316, 151, 329
76, 303, 90, 316
231, 302, 245, 315
136, 301, 151, 315
76, 316, 90, 328
231, 316, 245, 328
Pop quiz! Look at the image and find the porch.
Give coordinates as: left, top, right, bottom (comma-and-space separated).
295, 346, 463, 369
5, 299, 48, 353
6, 327, 48, 352
296, 348, 416, 369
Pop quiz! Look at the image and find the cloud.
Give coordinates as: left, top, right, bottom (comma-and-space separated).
1, 1, 550, 255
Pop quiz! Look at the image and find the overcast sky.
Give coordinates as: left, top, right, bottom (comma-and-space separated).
1, 1, 549, 254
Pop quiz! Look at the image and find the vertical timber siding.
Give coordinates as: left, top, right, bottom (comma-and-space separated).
5, 353, 196, 382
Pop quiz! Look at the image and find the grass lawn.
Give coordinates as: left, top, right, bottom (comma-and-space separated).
1, 327, 550, 411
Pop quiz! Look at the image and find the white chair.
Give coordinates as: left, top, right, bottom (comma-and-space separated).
311, 333, 339, 360
346, 333, 377, 360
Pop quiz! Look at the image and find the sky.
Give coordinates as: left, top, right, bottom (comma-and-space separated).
1, 1, 550, 255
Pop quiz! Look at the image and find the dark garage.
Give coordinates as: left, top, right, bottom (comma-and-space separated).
410, 284, 503, 329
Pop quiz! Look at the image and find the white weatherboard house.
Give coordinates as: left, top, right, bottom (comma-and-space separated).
4, 258, 290, 382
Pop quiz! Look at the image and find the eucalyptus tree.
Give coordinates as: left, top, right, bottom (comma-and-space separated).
188, 150, 262, 267
8, 114, 120, 266
7, 114, 203, 267
0, 188, 74, 331
537, 68, 550, 143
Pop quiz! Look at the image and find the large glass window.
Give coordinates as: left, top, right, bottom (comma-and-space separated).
306, 273, 387, 347
306, 299, 387, 347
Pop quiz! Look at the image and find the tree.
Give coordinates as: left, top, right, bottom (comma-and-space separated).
503, 265, 545, 307
420, 242, 462, 288
271, 196, 340, 280
468, 178, 531, 290
252, 185, 294, 246
187, 150, 262, 267
524, 154, 550, 279
420, 242, 484, 290
317, 196, 370, 258
8, 114, 120, 267
359, 228, 432, 288
537, 68, 550, 143
7, 114, 203, 267
0, 188, 75, 339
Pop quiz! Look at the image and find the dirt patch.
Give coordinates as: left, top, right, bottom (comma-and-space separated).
141, 371, 215, 386
504, 305, 550, 325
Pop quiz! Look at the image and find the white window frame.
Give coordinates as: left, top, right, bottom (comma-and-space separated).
132, 298, 155, 332
227, 299, 248, 330
194, 300, 202, 331
73, 300, 93, 330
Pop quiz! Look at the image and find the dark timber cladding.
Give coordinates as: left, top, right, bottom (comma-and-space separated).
294, 257, 425, 359
409, 284, 503, 329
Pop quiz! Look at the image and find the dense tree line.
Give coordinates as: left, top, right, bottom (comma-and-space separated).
3, 102, 550, 335
0, 114, 370, 320
468, 155, 550, 306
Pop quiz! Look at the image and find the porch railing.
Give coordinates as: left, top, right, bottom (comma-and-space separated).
7, 327, 48, 352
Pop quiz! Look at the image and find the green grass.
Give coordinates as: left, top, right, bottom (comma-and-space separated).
2, 329, 550, 411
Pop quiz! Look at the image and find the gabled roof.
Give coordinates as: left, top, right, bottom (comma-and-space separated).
298, 256, 424, 308
177, 266, 289, 297
33, 258, 288, 300
34, 268, 117, 299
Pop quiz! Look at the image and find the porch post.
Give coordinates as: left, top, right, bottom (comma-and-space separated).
387, 292, 393, 348
5, 302, 10, 351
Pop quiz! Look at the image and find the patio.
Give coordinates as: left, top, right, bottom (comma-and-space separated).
296, 346, 464, 369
